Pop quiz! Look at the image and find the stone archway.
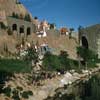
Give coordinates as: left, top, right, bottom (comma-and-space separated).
19, 25, 24, 34
12, 24, 17, 31
27, 27, 31, 35
82, 36, 89, 49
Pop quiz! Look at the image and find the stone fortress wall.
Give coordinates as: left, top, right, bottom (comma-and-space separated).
79, 24, 100, 58
7, 17, 35, 38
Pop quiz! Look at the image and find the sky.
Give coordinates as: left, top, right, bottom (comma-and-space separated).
20, 0, 100, 30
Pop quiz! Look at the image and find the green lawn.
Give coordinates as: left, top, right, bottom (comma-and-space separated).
0, 59, 32, 73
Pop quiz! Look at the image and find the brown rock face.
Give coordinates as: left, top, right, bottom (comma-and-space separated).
0, 0, 31, 17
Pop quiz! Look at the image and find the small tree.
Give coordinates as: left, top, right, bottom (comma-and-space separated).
34, 16, 38, 20
25, 47, 38, 64
7, 28, 13, 35
24, 46, 39, 83
24, 14, 31, 22
50, 23, 56, 29
69, 28, 74, 39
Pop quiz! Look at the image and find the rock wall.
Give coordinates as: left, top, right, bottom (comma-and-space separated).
7, 17, 35, 37
79, 24, 100, 57
0, 0, 29, 17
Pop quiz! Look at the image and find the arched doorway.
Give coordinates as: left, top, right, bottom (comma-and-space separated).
82, 36, 88, 49
12, 24, 17, 31
27, 27, 31, 35
19, 25, 24, 33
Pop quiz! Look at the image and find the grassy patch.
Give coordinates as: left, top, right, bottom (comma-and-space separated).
42, 52, 79, 71
43, 51, 99, 72
0, 59, 31, 73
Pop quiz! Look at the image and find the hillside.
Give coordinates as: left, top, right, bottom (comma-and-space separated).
0, 29, 78, 59
27, 31, 78, 59
0, 0, 31, 17
0, 30, 17, 53
0, 0, 78, 59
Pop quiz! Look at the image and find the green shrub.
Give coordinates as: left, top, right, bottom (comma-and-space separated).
16, 1, 21, 4
12, 12, 19, 19
24, 14, 31, 22
69, 59, 79, 69
0, 71, 13, 84
43, 51, 74, 71
0, 22, 7, 29
12, 89, 20, 100
7, 28, 13, 35
21, 91, 33, 99
77, 46, 98, 68
16, 86, 23, 91
59, 51, 71, 70
27, 90, 33, 96
3, 86, 11, 97
21, 91, 29, 99
43, 52, 61, 71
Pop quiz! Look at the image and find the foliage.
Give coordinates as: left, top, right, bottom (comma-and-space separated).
69, 28, 74, 38
12, 89, 20, 100
25, 47, 38, 63
0, 70, 13, 85
43, 48, 98, 71
43, 52, 61, 71
16, 1, 21, 4
16, 86, 23, 91
45, 92, 75, 100
69, 58, 79, 69
27, 90, 33, 96
34, 16, 38, 19
21, 91, 33, 99
59, 51, 71, 70
1, 86, 33, 100
0, 22, 7, 29
77, 47, 97, 62
43, 51, 75, 71
12, 12, 19, 19
81, 75, 100, 100
77, 46, 98, 68
7, 28, 13, 35
69, 28, 74, 32
0, 59, 31, 73
24, 14, 31, 22
50, 23, 56, 29
3, 86, 11, 97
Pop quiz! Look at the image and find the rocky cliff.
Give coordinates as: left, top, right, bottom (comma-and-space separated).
0, 0, 31, 17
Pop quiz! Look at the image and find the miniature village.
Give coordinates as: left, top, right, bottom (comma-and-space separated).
0, 0, 100, 100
